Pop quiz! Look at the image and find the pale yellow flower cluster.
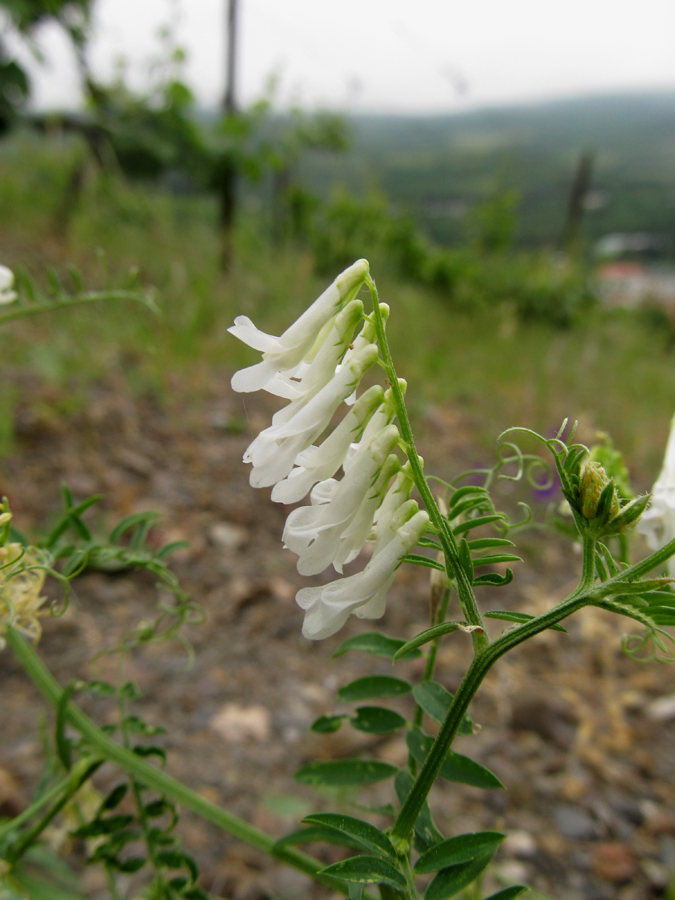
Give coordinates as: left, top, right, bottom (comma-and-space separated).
0, 542, 48, 649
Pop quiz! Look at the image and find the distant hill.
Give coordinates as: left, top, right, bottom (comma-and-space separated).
300, 92, 675, 252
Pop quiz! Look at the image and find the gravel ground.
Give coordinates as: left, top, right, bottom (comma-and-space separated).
1, 374, 674, 900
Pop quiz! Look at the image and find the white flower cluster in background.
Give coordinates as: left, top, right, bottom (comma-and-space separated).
638, 413, 675, 576
229, 259, 429, 639
0, 265, 16, 305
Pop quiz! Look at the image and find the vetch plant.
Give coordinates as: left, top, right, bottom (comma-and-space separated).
2, 258, 675, 899
228, 259, 675, 898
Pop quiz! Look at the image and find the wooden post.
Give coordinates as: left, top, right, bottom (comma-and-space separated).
219, 0, 239, 270
562, 149, 594, 256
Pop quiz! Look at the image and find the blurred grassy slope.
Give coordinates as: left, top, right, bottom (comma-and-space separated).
0, 130, 673, 486
302, 92, 675, 248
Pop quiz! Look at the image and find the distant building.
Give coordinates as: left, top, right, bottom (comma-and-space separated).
596, 261, 675, 308
594, 232, 675, 307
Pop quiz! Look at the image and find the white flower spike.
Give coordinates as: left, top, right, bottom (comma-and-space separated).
296, 510, 430, 640
283, 424, 401, 575
229, 259, 369, 394
229, 259, 431, 640
0, 266, 17, 305
244, 342, 379, 489
271, 385, 385, 505
638, 413, 675, 575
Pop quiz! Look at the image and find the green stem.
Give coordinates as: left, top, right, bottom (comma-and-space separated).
0, 290, 155, 327
392, 589, 591, 841
400, 853, 421, 899
6, 629, 346, 893
366, 275, 488, 653
0, 772, 74, 844
118, 664, 166, 896
105, 864, 124, 900
409, 586, 452, 777
5, 758, 102, 864
413, 587, 451, 731
578, 535, 598, 594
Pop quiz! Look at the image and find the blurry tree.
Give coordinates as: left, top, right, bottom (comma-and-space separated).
267, 108, 350, 243
0, 0, 352, 267
465, 189, 519, 254
0, 0, 92, 132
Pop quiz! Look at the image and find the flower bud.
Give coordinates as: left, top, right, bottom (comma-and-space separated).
580, 462, 619, 520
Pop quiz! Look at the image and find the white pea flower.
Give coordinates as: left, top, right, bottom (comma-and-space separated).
283, 424, 401, 575
263, 298, 364, 401
0, 266, 17, 305
244, 343, 379, 489
296, 509, 430, 640
229, 259, 368, 394
271, 385, 385, 505
343, 388, 398, 473
638, 413, 675, 575
331, 453, 401, 573
372, 464, 416, 538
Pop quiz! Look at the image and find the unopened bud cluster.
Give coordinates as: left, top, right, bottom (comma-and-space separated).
0, 532, 48, 649
229, 260, 429, 639
574, 460, 649, 538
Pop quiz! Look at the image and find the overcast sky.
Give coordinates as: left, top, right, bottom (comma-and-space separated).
18, 0, 675, 113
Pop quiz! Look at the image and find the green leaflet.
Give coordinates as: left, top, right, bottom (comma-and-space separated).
320, 856, 406, 888
295, 759, 398, 787
274, 825, 364, 850
406, 728, 503, 789
412, 682, 474, 735
424, 850, 497, 899
302, 813, 396, 859
310, 714, 346, 734
350, 706, 407, 734
332, 631, 421, 660
483, 888, 528, 900
414, 831, 505, 873
392, 623, 463, 661
338, 676, 413, 701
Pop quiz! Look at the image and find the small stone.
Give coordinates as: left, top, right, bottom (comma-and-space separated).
208, 521, 248, 550
645, 692, 675, 721
494, 860, 528, 883
554, 804, 599, 841
641, 858, 669, 890
506, 829, 537, 858
592, 843, 638, 883
209, 703, 271, 743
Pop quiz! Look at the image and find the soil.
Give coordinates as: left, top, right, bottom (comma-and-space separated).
1, 373, 674, 900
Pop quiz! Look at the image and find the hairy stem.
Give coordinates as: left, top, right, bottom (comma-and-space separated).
392, 590, 591, 841
366, 274, 488, 653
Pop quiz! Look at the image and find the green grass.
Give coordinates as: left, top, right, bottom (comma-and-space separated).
1, 131, 674, 486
